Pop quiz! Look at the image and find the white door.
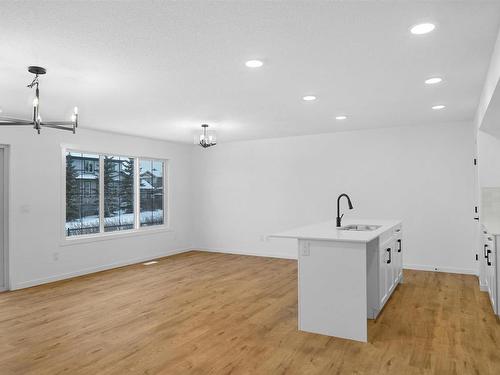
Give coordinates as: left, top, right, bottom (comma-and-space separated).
0, 148, 4, 291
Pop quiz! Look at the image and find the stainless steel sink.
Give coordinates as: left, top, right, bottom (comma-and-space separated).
338, 224, 381, 231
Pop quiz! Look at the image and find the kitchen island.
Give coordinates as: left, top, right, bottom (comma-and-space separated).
271, 219, 403, 342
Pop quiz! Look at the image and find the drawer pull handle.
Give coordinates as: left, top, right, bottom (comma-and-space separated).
487, 249, 492, 266
397, 239, 402, 253
386, 248, 391, 264
484, 244, 489, 259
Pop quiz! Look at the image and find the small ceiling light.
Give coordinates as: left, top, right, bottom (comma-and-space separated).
335, 115, 347, 120
410, 23, 435, 35
245, 60, 263, 68
432, 105, 446, 110
425, 77, 442, 85
199, 124, 217, 148
303, 95, 317, 101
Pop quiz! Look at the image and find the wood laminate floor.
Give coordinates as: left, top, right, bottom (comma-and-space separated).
1, 251, 499, 374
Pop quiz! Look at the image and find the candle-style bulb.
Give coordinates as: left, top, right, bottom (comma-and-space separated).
33, 97, 39, 106
74, 106, 78, 114
71, 114, 77, 122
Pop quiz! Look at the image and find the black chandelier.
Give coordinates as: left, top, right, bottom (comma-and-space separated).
0, 66, 78, 134
199, 124, 217, 148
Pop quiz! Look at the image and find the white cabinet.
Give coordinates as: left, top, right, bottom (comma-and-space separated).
368, 225, 403, 319
484, 234, 497, 314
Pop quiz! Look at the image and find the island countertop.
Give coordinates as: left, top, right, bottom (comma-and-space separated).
270, 219, 401, 243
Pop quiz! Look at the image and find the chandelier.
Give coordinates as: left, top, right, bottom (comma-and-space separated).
0, 66, 78, 134
199, 124, 217, 148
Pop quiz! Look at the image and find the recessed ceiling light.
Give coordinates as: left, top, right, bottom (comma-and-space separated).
432, 105, 446, 110
245, 60, 263, 68
303, 95, 317, 101
425, 77, 442, 85
335, 115, 347, 120
410, 23, 435, 35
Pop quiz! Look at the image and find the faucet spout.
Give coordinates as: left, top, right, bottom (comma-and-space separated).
336, 193, 354, 227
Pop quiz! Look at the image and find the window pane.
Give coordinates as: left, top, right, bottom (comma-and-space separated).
104, 156, 135, 232
140, 159, 165, 227
65, 152, 100, 236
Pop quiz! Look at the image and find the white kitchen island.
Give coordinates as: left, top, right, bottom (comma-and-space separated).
271, 219, 403, 342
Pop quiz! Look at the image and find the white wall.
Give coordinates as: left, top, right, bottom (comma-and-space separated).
192, 122, 476, 274
1, 128, 193, 289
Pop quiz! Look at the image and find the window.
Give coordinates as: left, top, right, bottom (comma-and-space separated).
104, 156, 135, 232
140, 159, 164, 227
65, 151, 167, 238
66, 152, 100, 236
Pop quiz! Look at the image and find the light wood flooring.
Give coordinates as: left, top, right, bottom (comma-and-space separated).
1, 251, 499, 374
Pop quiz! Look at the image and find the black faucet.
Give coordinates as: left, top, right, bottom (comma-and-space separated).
336, 193, 354, 227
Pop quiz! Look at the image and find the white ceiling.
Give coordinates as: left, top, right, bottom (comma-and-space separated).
1, 1, 500, 143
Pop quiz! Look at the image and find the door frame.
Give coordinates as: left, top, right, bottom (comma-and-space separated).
0, 144, 10, 291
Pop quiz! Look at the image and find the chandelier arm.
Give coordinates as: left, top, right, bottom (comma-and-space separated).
42, 121, 75, 126
0, 123, 35, 126
41, 123, 76, 132
0, 117, 34, 124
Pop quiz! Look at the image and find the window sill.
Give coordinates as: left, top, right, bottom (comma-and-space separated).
60, 225, 173, 247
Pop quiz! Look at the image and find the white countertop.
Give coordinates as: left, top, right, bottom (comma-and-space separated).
270, 219, 401, 243
483, 220, 500, 235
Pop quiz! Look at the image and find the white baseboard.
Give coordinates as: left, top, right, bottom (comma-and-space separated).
403, 263, 476, 275
195, 247, 297, 260
11, 247, 192, 290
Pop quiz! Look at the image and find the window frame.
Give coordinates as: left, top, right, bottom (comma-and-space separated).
61, 147, 170, 245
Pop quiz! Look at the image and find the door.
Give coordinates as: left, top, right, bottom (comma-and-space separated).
0, 148, 5, 291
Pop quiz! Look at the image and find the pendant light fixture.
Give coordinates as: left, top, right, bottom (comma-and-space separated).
0, 66, 78, 134
198, 124, 217, 148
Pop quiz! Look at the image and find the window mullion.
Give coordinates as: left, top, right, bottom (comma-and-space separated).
99, 155, 104, 234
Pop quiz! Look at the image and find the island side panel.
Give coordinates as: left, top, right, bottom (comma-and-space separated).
298, 239, 368, 342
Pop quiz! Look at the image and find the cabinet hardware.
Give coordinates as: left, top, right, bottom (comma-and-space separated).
397, 239, 402, 253
386, 248, 391, 264
487, 249, 492, 266
474, 217, 480, 221
484, 244, 488, 258
488, 237, 493, 241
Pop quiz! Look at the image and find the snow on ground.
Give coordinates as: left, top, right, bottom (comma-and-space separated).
66, 210, 164, 232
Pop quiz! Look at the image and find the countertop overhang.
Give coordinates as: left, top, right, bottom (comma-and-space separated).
270, 219, 401, 243
483, 220, 500, 236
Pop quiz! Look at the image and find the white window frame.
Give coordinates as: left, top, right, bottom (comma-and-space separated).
61, 147, 170, 245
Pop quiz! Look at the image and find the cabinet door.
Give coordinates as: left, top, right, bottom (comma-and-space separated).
487, 238, 497, 314
387, 241, 396, 293
379, 245, 389, 307
395, 237, 403, 282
